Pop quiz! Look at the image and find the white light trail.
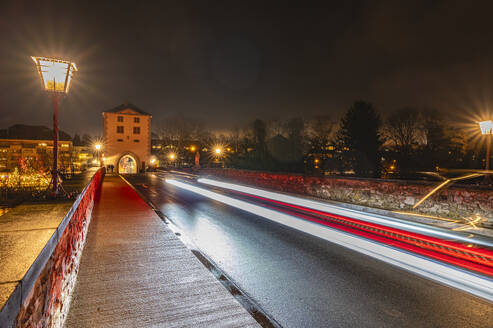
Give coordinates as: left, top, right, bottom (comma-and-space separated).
167, 178, 493, 302
197, 178, 493, 248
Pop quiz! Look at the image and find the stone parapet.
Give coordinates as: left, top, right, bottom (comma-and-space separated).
200, 169, 493, 227
0, 169, 104, 328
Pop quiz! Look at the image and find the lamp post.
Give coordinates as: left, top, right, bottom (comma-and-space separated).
94, 143, 103, 167
213, 147, 224, 168
479, 120, 493, 184
168, 153, 176, 167
32, 57, 77, 195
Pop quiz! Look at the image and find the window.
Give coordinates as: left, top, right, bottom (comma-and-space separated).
133, 127, 140, 134
133, 139, 140, 143
117, 116, 124, 122
117, 126, 124, 133
134, 117, 140, 123
117, 139, 123, 142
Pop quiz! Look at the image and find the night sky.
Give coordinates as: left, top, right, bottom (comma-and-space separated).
2, 0, 493, 135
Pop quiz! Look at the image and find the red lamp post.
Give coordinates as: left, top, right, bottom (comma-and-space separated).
32, 57, 77, 195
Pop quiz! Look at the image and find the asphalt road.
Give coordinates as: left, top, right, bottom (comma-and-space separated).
126, 172, 493, 328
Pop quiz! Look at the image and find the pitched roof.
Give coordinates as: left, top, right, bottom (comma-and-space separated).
0, 124, 72, 141
103, 103, 151, 116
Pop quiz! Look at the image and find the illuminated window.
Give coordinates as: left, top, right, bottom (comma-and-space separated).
134, 117, 140, 123
117, 126, 124, 133
133, 127, 140, 134
117, 116, 124, 122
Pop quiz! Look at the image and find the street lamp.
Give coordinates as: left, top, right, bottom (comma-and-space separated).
213, 146, 224, 168
94, 143, 103, 167
479, 120, 493, 183
32, 56, 77, 195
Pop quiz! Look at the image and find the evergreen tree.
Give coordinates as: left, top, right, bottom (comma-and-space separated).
338, 101, 382, 177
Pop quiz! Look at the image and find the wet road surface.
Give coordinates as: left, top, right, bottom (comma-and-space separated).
126, 172, 493, 328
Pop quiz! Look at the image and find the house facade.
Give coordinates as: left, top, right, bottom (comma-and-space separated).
102, 103, 152, 173
0, 125, 74, 172
0, 139, 73, 172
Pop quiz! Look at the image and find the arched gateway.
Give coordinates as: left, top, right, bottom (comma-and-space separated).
102, 103, 152, 173
118, 154, 138, 174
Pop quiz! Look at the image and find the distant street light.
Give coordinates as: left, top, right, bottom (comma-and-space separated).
479, 120, 493, 183
94, 143, 103, 167
190, 145, 196, 152
169, 153, 176, 160
213, 146, 224, 168
32, 56, 77, 195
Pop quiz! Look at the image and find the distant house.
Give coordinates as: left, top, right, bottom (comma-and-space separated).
0, 125, 73, 172
102, 103, 152, 173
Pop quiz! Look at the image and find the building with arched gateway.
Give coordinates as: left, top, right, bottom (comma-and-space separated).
103, 103, 151, 174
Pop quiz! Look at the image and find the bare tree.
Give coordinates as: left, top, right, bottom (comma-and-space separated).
384, 107, 422, 151
307, 115, 334, 148
383, 107, 423, 176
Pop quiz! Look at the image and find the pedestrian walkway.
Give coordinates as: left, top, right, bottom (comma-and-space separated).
65, 176, 258, 328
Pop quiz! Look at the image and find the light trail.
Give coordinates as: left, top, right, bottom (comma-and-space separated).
197, 178, 493, 248
413, 173, 483, 209
238, 193, 493, 272
166, 179, 493, 302
413, 180, 451, 208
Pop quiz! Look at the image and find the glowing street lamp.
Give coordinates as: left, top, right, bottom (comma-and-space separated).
32, 56, 77, 195
94, 143, 103, 167
212, 146, 225, 168
479, 120, 493, 183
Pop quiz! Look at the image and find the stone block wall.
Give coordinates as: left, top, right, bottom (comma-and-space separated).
200, 169, 493, 227
7, 169, 104, 328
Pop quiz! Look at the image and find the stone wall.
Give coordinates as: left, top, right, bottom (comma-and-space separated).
1, 169, 104, 328
200, 169, 493, 227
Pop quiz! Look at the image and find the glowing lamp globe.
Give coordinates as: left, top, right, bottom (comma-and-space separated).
31, 56, 77, 93
479, 120, 493, 135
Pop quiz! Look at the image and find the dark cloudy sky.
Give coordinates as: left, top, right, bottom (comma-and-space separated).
1, 0, 493, 135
